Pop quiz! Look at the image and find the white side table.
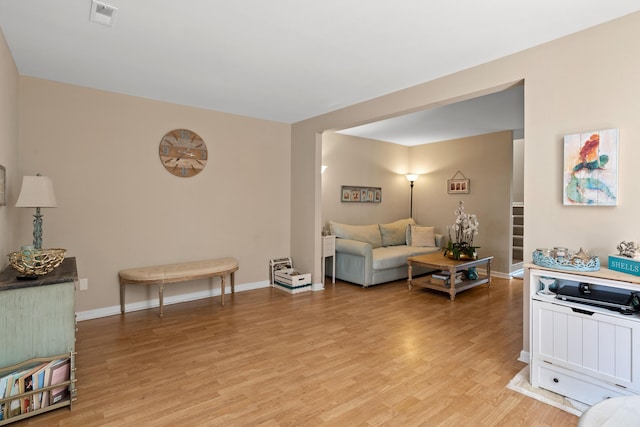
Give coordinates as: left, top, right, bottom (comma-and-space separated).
322, 235, 336, 284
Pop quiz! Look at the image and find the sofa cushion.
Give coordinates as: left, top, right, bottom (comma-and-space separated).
330, 221, 382, 248
407, 246, 442, 257
372, 246, 415, 270
409, 225, 436, 247
379, 218, 415, 246
372, 245, 442, 270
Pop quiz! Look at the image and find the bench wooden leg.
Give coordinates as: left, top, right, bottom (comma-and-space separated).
231, 271, 235, 294
120, 279, 125, 314
159, 284, 164, 318
221, 275, 225, 306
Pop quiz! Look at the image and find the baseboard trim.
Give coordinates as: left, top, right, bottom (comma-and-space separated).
76, 280, 270, 321
490, 270, 512, 279
78, 270, 511, 321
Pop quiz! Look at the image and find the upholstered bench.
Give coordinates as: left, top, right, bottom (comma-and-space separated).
119, 258, 239, 317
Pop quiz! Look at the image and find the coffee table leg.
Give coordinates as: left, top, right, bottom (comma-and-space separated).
448, 266, 456, 301
487, 259, 492, 287
408, 262, 413, 290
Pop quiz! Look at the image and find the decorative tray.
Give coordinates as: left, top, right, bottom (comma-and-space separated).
8, 248, 67, 276
532, 250, 600, 272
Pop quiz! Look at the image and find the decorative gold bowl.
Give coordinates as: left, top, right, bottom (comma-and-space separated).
8, 248, 67, 276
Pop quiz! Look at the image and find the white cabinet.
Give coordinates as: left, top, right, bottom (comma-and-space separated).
529, 266, 640, 406
0, 258, 78, 424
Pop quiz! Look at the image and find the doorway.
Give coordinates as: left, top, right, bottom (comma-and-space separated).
511, 138, 525, 273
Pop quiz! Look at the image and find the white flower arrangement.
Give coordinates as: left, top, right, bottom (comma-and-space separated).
446, 201, 480, 259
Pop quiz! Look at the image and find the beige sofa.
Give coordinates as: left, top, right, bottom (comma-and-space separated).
328, 218, 443, 287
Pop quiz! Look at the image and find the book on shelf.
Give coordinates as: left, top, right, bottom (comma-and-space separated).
22, 362, 48, 413
0, 361, 49, 419
431, 271, 463, 286
48, 358, 71, 405
5, 368, 28, 419
436, 270, 464, 279
0, 356, 73, 420
430, 276, 449, 286
0, 372, 10, 421
1, 373, 11, 421
40, 360, 56, 409
18, 363, 41, 414
31, 362, 49, 411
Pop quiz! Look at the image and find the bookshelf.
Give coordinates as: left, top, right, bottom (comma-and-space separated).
0, 258, 77, 424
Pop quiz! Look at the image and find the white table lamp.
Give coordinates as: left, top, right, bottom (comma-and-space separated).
15, 174, 58, 249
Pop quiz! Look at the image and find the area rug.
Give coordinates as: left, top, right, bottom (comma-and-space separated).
507, 366, 589, 417
511, 270, 524, 279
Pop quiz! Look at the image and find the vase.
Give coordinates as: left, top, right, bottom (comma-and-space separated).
445, 250, 477, 261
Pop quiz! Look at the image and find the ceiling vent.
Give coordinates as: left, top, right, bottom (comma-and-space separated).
90, 0, 118, 27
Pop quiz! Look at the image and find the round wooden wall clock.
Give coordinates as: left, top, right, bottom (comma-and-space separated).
158, 129, 208, 177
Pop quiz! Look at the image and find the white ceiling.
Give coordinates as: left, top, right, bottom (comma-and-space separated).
338, 85, 524, 146
0, 1, 638, 135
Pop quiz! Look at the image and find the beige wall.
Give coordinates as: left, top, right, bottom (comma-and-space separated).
18, 77, 291, 314
293, 12, 640, 353
322, 131, 513, 274
513, 139, 524, 203
321, 132, 411, 226
410, 131, 513, 274
0, 29, 19, 268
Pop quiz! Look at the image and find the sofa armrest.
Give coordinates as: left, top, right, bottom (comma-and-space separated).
335, 238, 374, 286
335, 238, 373, 257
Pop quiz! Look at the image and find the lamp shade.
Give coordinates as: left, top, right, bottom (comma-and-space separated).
405, 174, 419, 183
15, 175, 58, 208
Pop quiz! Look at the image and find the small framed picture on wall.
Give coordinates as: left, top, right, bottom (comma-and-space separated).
341, 188, 351, 202
340, 185, 382, 203
447, 170, 470, 194
447, 179, 469, 194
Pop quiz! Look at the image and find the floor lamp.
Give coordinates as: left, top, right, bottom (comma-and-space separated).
405, 174, 419, 218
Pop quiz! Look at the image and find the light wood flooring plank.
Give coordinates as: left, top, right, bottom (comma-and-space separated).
20, 277, 578, 426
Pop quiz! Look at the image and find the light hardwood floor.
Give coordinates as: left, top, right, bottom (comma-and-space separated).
23, 277, 578, 426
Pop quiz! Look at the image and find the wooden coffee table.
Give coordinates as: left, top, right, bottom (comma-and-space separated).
407, 252, 493, 300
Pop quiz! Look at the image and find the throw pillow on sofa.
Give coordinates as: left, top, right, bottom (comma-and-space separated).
409, 225, 436, 247
329, 221, 383, 248
379, 218, 415, 246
